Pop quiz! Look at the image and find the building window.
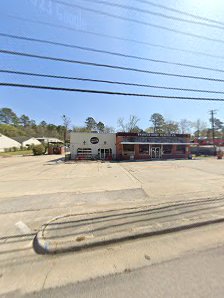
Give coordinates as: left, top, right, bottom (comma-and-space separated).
176, 145, 186, 154
139, 144, 149, 154
77, 148, 92, 156
123, 144, 135, 152
163, 145, 172, 154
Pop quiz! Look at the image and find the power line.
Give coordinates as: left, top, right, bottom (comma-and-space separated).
2, 49, 224, 83
2, 68, 224, 95
135, 0, 224, 26
1, 82, 224, 101
2, 33, 224, 74
81, 0, 224, 31
3, 14, 224, 61
53, 0, 224, 45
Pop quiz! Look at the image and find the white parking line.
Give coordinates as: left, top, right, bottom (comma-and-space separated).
15, 221, 31, 234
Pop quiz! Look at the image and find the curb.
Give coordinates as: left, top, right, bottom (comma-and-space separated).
33, 216, 224, 255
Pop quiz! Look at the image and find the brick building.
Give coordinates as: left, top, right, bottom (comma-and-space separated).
116, 132, 191, 160
70, 132, 191, 160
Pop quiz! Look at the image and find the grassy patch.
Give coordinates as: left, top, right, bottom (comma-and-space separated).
0, 150, 33, 156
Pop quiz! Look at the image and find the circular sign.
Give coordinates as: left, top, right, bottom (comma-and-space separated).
90, 137, 99, 144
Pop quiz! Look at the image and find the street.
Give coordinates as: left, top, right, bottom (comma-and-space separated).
27, 245, 224, 298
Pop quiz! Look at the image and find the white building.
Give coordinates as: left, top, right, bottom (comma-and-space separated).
13, 137, 41, 147
70, 132, 116, 160
0, 134, 21, 152
36, 137, 63, 144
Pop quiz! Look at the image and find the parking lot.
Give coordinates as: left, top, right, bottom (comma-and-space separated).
0, 155, 223, 203
1, 155, 224, 295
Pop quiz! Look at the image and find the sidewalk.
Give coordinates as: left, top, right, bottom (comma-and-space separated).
35, 196, 224, 254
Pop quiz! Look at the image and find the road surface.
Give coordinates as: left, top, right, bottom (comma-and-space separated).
27, 245, 224, 298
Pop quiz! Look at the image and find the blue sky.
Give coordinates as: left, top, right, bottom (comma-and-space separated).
0, 0, 224, 129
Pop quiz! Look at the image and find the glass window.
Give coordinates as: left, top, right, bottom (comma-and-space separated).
139, 144, 149, 154
163, 145, 172, 154
123, 144, 135, 152
176, 145, 186, 153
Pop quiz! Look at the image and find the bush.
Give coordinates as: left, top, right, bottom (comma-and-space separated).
12, 146, 17, 152
32, 144, 45, 156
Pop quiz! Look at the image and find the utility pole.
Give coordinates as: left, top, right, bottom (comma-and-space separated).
209, 110, 217, 154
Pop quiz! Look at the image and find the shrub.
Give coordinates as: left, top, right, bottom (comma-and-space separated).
32, 144, 45, 156
12, 146, 17, 152
27, 144, 34, 150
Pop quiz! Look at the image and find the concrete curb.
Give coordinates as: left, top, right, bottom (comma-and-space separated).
33, 216, 224, 255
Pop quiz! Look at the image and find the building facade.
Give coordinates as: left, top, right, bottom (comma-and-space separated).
70, 132, 116, 160
0, 134, 21, 152
12, 137, 41, 147
116, 133, 191, 160
70, 132, 191, 160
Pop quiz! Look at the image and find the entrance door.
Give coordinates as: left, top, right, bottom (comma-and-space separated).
151, 147, 161, 159
99, 149, 112, 160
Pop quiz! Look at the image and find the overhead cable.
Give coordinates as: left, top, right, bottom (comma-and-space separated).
52, 0, 224, 45
2, 15, 224, 61
1, 82, 224, 101
135, 0, 224, 26
2, 68, 224, 95
81, 0, 224, 30
1, 33, 224, 74
2, 49, 224, 83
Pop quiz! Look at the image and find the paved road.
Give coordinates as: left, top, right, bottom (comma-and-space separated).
26, 245, 224, 298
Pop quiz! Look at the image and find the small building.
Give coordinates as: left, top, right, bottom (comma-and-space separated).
12, 137, 41, 147
70, 132, 116, 160
0, 134, 21, 152
116, 132, 191, 160
36, 137, 63, 144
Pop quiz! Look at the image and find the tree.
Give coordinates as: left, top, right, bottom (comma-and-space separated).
0, 108, 19, 125
73, 126, 90, 132
20, 114, 31, 127
145, 127, 154, 133
104, 126, 115, 133
117, 115, 140, 132
150, 113, 165, 133
0, 124, 24, 137
62, 115, 71, 141
179, 119, 192, 134
40, 121, 47, 127
163, 121, 180, 134
117, 117, 126, 132
85, 117, 97, 131
213, 118, 223, 130
192, 120, 208, 137
97, 121, 105, 133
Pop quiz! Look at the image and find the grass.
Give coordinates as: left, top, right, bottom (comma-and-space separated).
0, 150, 33, 157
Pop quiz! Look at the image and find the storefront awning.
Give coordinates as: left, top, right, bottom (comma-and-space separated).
120, 142, 192, 145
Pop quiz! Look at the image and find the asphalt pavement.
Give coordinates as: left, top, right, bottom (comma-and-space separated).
23, 245, 224, 298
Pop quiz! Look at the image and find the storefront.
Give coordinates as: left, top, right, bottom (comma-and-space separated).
116, 133, 191, 160
70, 132, 116, 160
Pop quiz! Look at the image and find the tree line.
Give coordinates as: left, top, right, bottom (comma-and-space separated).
118, 113, 224, 138
0, 107, 223, 140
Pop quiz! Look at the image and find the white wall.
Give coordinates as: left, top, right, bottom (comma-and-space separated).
22, 138, 41, 147
70, 133, 116, 159
0, 134, 21, 152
